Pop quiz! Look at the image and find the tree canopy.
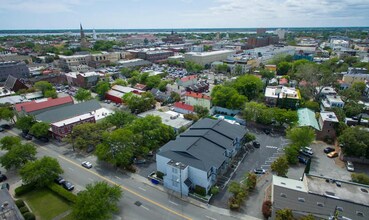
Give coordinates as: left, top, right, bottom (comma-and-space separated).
104, 110, 136, 128
286, 127, 315, 148
15, 115, 36, 132
65, 123, 105, 151
0, 136, 21, 150
0, 143, 37, 170
75, 88, 92, 102
29, 122, 50, 138
123, 92, 156, 114
20, 156, 63, 187
95, 81, 111, 99
211, 85, 247, 109
72, 181, 122, 220
271, 156, 289, 177
338, 126, 369, 158
232, 74, 263, 100
0, 107, 15, 123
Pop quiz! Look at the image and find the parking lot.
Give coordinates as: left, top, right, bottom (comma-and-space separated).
308, 142, 352, 181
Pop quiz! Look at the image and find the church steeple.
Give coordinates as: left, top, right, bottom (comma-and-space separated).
80, 23, 85, 39
79, 23, 89, 49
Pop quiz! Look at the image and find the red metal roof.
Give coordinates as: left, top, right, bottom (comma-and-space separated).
181, 75, 197, 83
185, 91, 211, 100
15, 96, 74, 113
174, 102, 194, 112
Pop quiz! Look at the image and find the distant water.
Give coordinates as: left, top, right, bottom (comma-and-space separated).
0, 27, 368, 36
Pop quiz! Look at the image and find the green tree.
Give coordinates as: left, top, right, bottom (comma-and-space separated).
95, 81, 111, 99
95, 128, 136, 167
331, 107, 346, 122
73, 182, 122, 220
146, 75, 161, 90
15, 115, 36, 132
301, 101, 320, 112
0, 143, 36, 170
351, 173, 369, 185
352, 81, 366, 94
275, 208, 294, 220
129, 115, 175, 152
44, 89, 57, 98
211, 85, 247, 109
0, 136, 21, 150
0, 107, 15, 123
158, 80, 169, 92
29, 122, 50, 138
75, 88, 92, 102
20, 156, 63, 187
65, 123, 103, 151
233, 74, 263, 100
215, 63, 228, 73
286, 127, 315, 148
340, 88, 361, 102
170, 91, 180, 102
338, 126, 369, 158
277, 61, 291, 75
260, 69, 275, 80
284, 145, 299, 164
271, 156, 289, 177
112, 78, 128, 86
104, 110, 135, 128
234, 64, 243, 75
300, 214, 316, 220
243, 101, 267, 122
34, 81, 53, 94
123, 92, 156, 114
343, 101, 364, 117
273, 108, 298, 126
194, 105, 209, 118
245, 172, 257, 191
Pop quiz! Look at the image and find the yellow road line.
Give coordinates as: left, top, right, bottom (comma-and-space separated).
40, 147, 192, 220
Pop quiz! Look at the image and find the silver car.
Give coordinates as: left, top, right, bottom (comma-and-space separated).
346, 161, 354, 172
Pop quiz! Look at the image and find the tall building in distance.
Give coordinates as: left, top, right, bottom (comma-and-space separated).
256, 28, 267, 35
80, 23, 89, 49
275, 29, 287, 40
93, 29, 97, 40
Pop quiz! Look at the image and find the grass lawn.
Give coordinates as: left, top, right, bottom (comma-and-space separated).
22, 188, 72, 220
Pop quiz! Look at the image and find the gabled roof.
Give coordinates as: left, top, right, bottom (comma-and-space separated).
35, 100, 101, 123
181, 75, 197, 83
158, 118, 247, 171
297, 108, 320, 130
174, 102, 194, 112
185, 91, 211, 100
15, 96, 74, 113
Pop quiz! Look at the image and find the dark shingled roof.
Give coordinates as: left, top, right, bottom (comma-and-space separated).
35, 100, 101, 123
158, 118, 247, 172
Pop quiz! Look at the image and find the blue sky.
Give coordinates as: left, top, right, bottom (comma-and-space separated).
0, 0, 369, 29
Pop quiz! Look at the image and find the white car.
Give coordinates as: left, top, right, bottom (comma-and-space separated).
346, 161, 354, 172
81, 161, 92, 169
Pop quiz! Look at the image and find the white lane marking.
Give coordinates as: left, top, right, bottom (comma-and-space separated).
141, 205, 150, 211
169, 200, 179, 206
115, 176, 122, 180
261, 164, 271, 167
205, 215, 217, 220
266, 146, 278, 149
138, 187, 146, 192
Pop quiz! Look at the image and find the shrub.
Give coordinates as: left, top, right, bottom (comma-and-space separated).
210, 186, 220, 195
351, 173, 369, 185
15, 183, 36, 197
156, 171, 164, 180
262, 200, 272, 218
244, 133, 256, 143
125, 165, 137, 173
194, 185, 206, 197
19, 206, 29, 214
23, 212, 36, 220
47, 183, 77, 203
15, 199, 25, 208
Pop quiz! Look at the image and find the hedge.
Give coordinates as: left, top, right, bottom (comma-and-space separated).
15, 183, 36, 197
23, 212, 36, 220
47, 183, 77, 203
19, 206, 29, 214
194, 185, 206, 197
15, 199, 25, 208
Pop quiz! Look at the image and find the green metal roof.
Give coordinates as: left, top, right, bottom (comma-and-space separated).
297, 108, 320, 130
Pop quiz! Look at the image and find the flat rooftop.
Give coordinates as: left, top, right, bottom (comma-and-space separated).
320, 111, 339, 123
185, 50, 236, 57
273, 175, 307, 193
306, 174, 369, 206
53, 107, 113, 127
138, 110, 192, 129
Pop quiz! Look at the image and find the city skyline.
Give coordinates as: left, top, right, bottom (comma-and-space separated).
1, 0, 369, 29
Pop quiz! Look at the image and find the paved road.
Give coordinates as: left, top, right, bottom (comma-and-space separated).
1, 128, 257, 220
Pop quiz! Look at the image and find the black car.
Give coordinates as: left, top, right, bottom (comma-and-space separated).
62, 181, 74, 191
263, 129, 271, 135
0, 174, 7, 182
324, 147, 335, 154
54, 176, 65, 185
37, 137, 49, 143
298, 156, 309, 164
21, 132, 33, 140
0, 127, 4, 132
252, 141, 260, 148
0, 124, 11, 129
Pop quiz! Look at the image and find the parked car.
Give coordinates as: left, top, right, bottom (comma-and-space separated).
252, 141, 260, 148
263, 129, 271, 135
0, 127, 4, 132
133, 158, 146, 164
300, 147, 313, 156
54, 176, 65, 185
253, 168, 266, 174
0, 124, 12, 129
327, 151, 339, 158
298, 156, 309, 165
62, 181, 74, 191
81, 161, 92, 169
324, 147, 335, 154
1, 183, 9, 190
0, 174, 8, 182
346, 161, 355, 172
37, 137, 49, 142
21, 132, 33, 140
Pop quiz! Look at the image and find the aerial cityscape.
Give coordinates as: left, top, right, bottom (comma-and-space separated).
0, 1, 369, 220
